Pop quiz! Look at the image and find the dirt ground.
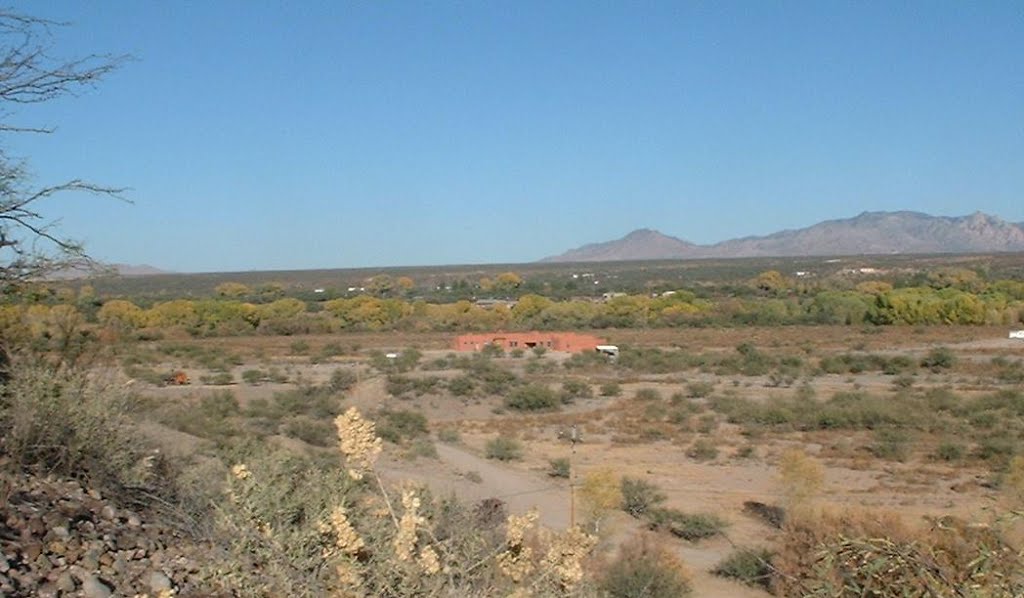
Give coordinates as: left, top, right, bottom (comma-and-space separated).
135, 326, 1024, 597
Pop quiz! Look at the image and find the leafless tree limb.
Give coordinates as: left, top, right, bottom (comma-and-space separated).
0, 10, 130, 289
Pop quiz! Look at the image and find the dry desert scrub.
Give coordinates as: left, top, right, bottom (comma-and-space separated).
214, 406, 604, 597
772, 507, 1024, 597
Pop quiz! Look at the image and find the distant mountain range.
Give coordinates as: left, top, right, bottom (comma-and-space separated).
47, 263, 170, 280
542, 211, 1024, 262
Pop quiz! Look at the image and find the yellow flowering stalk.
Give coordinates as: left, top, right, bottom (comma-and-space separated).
497, 510, 538, 582
541, 526, 597, 589
334, 407, 383, 481
394, 487, 425, 562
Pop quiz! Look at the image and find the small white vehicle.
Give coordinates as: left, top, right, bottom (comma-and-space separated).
1010, 330, 1024, 340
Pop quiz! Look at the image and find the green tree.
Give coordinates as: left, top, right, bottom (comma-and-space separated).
215, 282, 251, 298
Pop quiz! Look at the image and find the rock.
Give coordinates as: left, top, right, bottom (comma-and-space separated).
56, 571, 77, 592
149, 570, 173, 592
24, 540, 43, 560
100, 505, 117, 521
36, 581, 59, 597
51, 526, 70, 540
81, 553, 100, 572
126, 512, 142, 528
81, 574, 113, 598
0, 554, 9, 573
34, 553, 53, 575
48, 540, 67, 556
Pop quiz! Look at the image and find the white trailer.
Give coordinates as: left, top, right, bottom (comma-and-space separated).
1010, 330, 1024, 340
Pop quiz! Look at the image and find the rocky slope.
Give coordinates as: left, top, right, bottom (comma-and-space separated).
0, 468, 208, 597
542, 211, 1024, 262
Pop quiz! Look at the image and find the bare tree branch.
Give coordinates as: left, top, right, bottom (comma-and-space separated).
0, 10, 130, 289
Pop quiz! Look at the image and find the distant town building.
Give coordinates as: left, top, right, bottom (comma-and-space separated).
453, 331, 607, 353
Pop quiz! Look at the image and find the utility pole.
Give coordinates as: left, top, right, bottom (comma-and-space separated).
568, 424, 579, 529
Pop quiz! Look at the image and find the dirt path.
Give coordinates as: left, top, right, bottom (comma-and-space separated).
380, 442, 769, 598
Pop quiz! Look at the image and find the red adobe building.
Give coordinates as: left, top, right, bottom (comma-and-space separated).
453, 331, 606, 353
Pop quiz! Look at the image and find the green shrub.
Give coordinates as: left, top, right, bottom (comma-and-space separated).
934, 442, 965, 461
687, 439, 719, 461
242, 368, 267, 385
621, 477, 666, 518
548, 457, 570, 478
480, 343, 505, 358
485, 436, 523, 461
407, 437, 438, 460
200, 371, 234, 385
0, 365, 157, 494
647, 508, 727, 541
319, 342, 345, 359
437, 427, 461, 443
870, 428, 911, 461
975, 437, 1016, 462
288, 339, 310, 355
271, 386, 339, 420
280, 416, 334, 447
328, 368, 357, 392
635, 388, 661, 401
125, 365, 172, 386
561, 379, 593, 402
447, 375, 476, 397
600, 535, 692, 597
617, 347, 693, 374
686, 381, 714, 398
695, 414, 718, 434
921, 347, 956, 371
375, 409, 429, 444
504, 384, 559, 411
386, 374, 441, 398
163, 390, 242, 441
600, 382, 622, 397
713, 547, 773, 590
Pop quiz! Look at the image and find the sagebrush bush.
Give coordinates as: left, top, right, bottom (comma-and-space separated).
548, 457, 570, 478
599, 534, 692, 597
328, 367, 357, 392
621, 477, 666, 518
485, 436, 523, 461
686, 438, 719, 461
375, 409, 429, 445
646, 508, 727, 541
772, 508, 1024, 597
504, 384, 559, 411
0, 365, 157, 494
713, 547, 773, 589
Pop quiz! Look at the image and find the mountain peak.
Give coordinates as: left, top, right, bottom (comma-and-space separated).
540, 228, 695, 263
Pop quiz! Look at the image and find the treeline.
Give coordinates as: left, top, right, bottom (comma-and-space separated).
3, 279, 1024, 344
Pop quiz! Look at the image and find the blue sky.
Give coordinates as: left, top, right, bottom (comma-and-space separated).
7, 1, 1023, 272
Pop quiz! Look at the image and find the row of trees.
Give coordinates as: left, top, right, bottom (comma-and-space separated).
3, 284, 1023, 346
